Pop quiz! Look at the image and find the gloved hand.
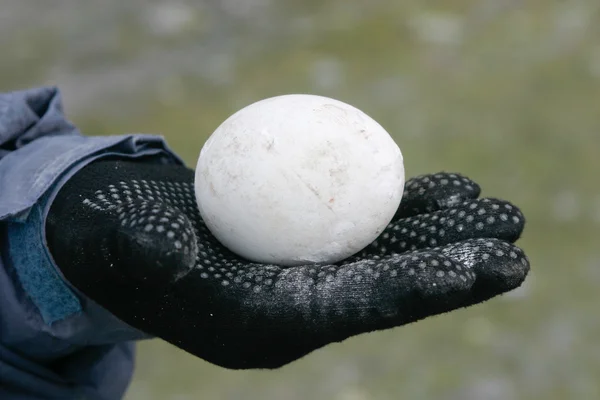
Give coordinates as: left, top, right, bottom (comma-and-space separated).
45, 159, 529, 369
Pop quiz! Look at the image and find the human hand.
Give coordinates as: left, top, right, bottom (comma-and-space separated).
45, 160, 529, 369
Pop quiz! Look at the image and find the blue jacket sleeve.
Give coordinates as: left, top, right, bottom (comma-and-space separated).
0, 86, 186, 400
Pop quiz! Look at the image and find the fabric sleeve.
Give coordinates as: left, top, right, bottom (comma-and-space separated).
0, 86, 186, 400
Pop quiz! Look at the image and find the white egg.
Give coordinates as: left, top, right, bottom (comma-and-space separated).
194, 94, 405, 266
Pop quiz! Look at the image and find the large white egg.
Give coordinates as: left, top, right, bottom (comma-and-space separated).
194, 94, 404, 266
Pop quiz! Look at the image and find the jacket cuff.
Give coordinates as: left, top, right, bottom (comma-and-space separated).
4, 134, 185, 333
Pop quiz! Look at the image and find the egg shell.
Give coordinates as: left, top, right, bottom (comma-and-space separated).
194, 94, 405, 266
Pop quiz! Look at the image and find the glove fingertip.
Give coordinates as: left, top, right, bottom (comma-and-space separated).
397, 172, 481, 218
441, 238, 530, 306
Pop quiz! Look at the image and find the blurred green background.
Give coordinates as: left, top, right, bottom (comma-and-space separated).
3, 0, 600, 399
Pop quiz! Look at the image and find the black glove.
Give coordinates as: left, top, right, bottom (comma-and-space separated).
45, 159, 529, 369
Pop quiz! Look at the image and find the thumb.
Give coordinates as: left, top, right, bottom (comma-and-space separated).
113, 198, 198, 284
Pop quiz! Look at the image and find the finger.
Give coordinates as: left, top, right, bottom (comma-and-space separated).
395, 172, 481, 219
333, 249, 478, 324
439, 238, 530, 306
113, 199, 199, 284
363, 198, 525, 257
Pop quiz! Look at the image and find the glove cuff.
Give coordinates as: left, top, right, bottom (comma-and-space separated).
3, 147, 183, 350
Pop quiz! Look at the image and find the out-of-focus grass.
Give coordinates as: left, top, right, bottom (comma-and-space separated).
4, 0, 600, 399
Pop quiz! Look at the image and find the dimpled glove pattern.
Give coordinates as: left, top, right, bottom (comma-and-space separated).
46, 160, 529, 369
